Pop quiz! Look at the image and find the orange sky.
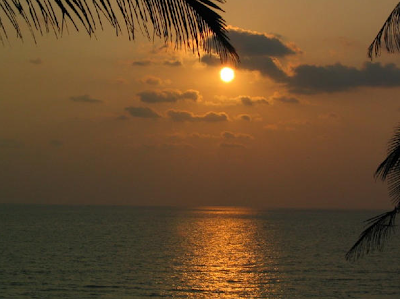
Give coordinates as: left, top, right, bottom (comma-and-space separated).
1, 0, 400, 209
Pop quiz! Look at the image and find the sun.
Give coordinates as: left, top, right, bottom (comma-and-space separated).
220, 67, 235, 83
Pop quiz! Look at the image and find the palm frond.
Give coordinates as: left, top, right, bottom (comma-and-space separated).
0, 0, 239, 63
368, 2, 400, 59
375, 125, 400, 204
345, 206, 399, 261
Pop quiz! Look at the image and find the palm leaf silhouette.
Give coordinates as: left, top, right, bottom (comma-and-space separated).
345, 207, 399, 260
346, 125, 400, 260
369, 2, 400, 59
375, 125, 400, 205
0, 0, 238, 63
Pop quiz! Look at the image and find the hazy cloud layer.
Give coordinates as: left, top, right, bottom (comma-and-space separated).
167, 110, 229, 122
69, 95, 103, 103
125, 106, 161, 119
138, 89, 200, 103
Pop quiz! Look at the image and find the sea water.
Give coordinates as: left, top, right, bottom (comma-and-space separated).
0, 205, 399, 298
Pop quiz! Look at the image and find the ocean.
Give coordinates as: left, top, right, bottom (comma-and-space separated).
0, 205, 399, 298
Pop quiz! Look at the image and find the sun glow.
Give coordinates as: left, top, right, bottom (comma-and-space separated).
220, 67, 235, 83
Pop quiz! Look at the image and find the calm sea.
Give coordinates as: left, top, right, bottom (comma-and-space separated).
0, 205, 399, 299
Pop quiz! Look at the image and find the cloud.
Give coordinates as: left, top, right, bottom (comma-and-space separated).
202, 27, 400, 94
29, 58, 42, 65
271, 95, 300, 104
200, 55, 221, 66
286, 62, 400, 94
226, 26, 300, 58
167, 110, 229, 122
241, 56, 289, 81
221, 131, 254, 141
237, 114, 252, 121
69, 95, 103, 103
138, 89, 200, 103
132, 60, 152, 66
125, 106, 161, 119
163, 60, 182, 67
141, 76, 163, 86
239, 96, 269, 106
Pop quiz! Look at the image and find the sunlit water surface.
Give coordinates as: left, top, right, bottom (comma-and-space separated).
0, 205, 399, 298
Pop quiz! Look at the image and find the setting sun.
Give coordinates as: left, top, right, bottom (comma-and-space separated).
220, 67, 235, 83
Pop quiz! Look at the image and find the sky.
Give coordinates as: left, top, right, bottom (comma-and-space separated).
1, 0, 400, 209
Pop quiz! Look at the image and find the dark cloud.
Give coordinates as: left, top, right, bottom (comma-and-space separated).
69, 95, 103, 103
237, 114, 252, 121
132, 60, 152, 66
138, 89, 200, 103
273, 95, 300, 104
141, 76, 163, 86
167, 110, 229, 122
163, 60, 182, 67
227, 26, 299, 58
286, 62, 400, 94
201, 55, 221, 66
201, 27, 400, 94
201, 27, 298, 81
239, 96, 269, 106
225, 27, 298, 81
29, 58, 42, 65
125, 106, 161, 119
242, 56, 288, 81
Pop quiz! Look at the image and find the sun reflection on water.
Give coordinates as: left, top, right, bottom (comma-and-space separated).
172, 207, 282, 298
